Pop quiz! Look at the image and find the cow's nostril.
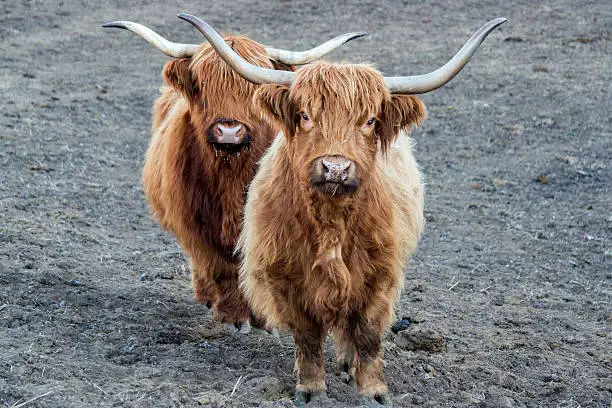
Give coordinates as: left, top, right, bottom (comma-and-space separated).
214, 124, 224, 137
234, 125, 246, 139
321, 160, 330, 174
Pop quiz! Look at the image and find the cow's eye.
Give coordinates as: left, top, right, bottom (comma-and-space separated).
366, 117, 376, 126
301, 112, 310, 121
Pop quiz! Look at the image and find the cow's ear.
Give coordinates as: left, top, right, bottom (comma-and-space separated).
162, 59, 199, 101
253, 84, 296, 135
377, 95, 426, 154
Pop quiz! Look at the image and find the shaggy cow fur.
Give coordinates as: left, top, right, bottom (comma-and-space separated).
238, 63, 426, 404
143, 37, 293, 327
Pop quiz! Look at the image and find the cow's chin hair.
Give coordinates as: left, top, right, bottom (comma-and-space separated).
208, 142, 250, 154
310, 181, 358, 197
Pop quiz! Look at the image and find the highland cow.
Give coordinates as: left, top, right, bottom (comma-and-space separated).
180, 14, 505, 405
103, 17, 364, 331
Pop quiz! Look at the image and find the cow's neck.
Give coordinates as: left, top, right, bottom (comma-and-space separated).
296, 179, 371, 320
303, 182, 364, 269
306, 192, 351, 240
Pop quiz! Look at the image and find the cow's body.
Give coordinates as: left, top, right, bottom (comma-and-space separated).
236, 63, 427, 403
142, 37, 291, 326
239, 133, 423, 327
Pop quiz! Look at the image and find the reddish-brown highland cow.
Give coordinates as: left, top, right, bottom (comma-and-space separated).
103, 17, 365, 331
184, 14, 507, 405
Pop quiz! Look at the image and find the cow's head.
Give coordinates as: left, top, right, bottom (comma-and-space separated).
161, 37, 288, 155
103, 18, 366, 157
176, 15, 506, 184
254, 64, 426, 196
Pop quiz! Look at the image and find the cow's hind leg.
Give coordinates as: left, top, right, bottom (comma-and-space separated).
292, 319, 327, 406
349, 313, 391, 407
332, 326, 357, 389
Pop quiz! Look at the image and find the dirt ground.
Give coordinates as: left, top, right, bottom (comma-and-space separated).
1, 0, 610, 407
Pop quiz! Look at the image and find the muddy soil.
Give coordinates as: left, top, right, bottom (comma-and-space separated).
1, 1, 610, 407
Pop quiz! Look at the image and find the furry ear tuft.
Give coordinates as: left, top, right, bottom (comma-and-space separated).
377, 95, 426, 154
253, 84, 296, 136
162, 59, 199, 101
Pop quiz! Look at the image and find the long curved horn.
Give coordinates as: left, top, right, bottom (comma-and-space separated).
103, 19, 365, 65
177, 13, 296, 86
102, 21, 201, 58
265, 31, 367, 65
384, 18, 507, 94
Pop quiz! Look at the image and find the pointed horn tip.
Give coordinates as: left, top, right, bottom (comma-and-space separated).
177, 13, 198, 22
347, 31, 368, 41
491, 17, 509, 27
177, 13, 219, 37
102, 21, 127, 29
473, 18, 507, 38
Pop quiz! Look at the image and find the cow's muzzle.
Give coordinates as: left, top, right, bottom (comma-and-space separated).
310, 155, 359, 196
207, 118, 251, 151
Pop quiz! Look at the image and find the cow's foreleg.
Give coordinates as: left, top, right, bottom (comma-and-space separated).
214, 261, 251, 331
292, 319, 327, 406
332, 326, 357, 389
349, 313, 390, 406
191, 257, 219, 309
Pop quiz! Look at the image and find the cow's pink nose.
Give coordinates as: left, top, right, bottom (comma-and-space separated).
212, 123, 247, 144
321, 156, 352, 183
310, 155, 359, 196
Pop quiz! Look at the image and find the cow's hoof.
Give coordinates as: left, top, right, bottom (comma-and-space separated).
195, 297, 214, 309
225, 320, 251, 335
358, 394, 392, 407
249, 316, 279, 338
337, 363, 356, 390
294, 389, 327, 406
339, 371, 356, 390
238, 320, 251, 334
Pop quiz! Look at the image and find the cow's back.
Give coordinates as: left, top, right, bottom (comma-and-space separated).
380, 134, 425, 266
143, 87, 189, 230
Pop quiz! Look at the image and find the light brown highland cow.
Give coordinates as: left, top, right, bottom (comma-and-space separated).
181, 14, 506, 406
103, 18, 364, 331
